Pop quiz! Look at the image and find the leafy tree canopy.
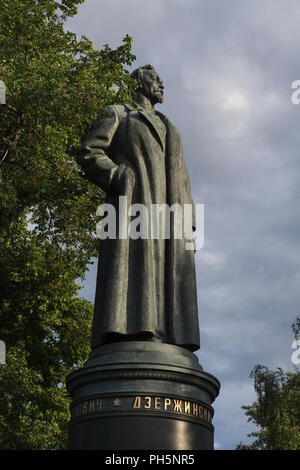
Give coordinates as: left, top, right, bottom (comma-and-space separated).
237, 319, 300, 450
0, 0, 136, 449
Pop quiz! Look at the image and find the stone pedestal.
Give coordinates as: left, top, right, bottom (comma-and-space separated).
66, 341, 220, 450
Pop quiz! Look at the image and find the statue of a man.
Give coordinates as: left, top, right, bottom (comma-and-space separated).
77, 65, 200, 352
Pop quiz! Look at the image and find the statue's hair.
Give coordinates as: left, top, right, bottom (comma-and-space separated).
130, 64, 156, 88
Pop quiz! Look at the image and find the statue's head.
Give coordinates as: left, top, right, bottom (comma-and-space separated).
131, 64, 164, 105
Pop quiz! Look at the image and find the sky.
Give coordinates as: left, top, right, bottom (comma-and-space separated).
66, 0, 300, 450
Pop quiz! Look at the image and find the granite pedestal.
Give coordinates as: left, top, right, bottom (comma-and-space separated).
66, 341, 220, 450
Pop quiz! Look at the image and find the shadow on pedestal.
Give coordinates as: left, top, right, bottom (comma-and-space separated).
66, 341, 220, 450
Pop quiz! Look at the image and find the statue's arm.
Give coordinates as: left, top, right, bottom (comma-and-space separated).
77, 106, 120, 192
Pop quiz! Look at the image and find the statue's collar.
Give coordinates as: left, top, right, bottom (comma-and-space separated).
125, 102, 159, 114
124, 102, 166, 149
125, 102, 150, 112
125, 102, 166, 119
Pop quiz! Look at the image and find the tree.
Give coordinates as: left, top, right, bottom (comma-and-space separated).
0, 0, 136, 449
237, 319, 300, 450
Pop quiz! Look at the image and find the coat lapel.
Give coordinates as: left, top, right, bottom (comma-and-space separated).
125, 102, 166, 150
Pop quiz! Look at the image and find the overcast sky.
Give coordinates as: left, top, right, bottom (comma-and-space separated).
67, 0, 300, 450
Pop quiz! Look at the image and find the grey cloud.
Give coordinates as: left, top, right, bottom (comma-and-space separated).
70, 0, 300, 449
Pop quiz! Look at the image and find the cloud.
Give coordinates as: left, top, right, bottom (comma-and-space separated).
213, 379, 258, 449
70, 0, 300, 449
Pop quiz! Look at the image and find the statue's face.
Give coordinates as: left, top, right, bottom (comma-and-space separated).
140, 69, 164, 105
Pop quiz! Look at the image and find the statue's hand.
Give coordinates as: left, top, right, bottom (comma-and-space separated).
111, 163, 136, 193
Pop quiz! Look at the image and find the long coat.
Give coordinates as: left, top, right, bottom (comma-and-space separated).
77, 103, 200, 352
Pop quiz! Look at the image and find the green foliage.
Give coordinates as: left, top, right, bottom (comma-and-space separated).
0, 0, 136, 449
292, 317, 300, 340
237, 320, 300, 450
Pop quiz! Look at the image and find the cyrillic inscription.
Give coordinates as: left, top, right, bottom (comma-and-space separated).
70, 394, 212, 424
132, 395, 212, 423
71, 398, 102, 419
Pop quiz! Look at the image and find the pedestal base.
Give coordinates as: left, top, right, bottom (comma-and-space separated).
66, 341, 220, 450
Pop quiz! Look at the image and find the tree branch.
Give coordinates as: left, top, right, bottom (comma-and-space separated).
0, 111, 25, 165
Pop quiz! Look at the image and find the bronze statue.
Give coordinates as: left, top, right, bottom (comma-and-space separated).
77, 65, 200, 352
